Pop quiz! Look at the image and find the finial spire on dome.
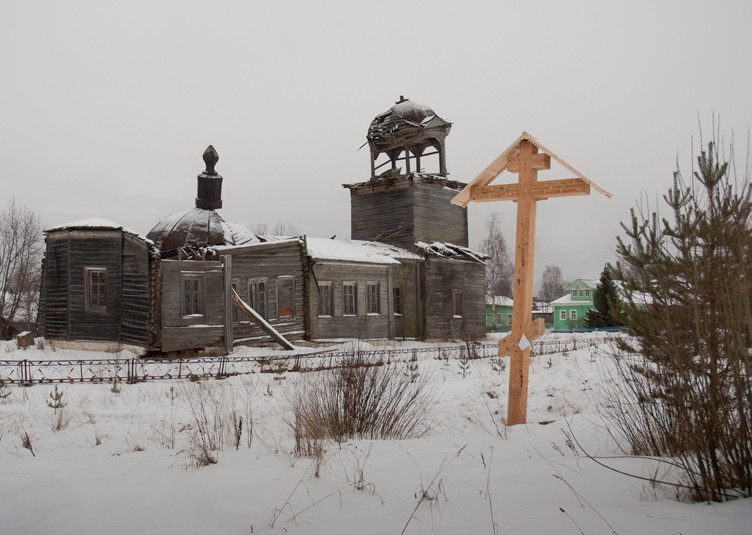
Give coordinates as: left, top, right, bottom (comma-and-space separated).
203, 145, 219, 175
196, 145, 223, 210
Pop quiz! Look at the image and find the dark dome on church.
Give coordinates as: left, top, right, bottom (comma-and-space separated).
147, 207, 227, 253
146, 145, 257, 254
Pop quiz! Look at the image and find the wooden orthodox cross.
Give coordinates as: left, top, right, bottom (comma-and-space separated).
452, 132, 610, 425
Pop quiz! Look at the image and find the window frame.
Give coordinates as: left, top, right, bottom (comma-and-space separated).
248, 278, 268, 320
452, 289, 463, 318
366, 281, 380, 315
277, 276, 296, 319
392, 286, 403, 316
559, 309, 567, 321
318, 281, 333, 317
84, 267, 107, 312
570, 309, 577, 321
181, 272, 205, 317
343, 281, 357, 316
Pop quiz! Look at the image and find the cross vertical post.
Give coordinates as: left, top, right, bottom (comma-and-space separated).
507, 139, 537, 424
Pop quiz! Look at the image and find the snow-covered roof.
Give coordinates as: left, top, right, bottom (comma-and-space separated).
486, 295, 513, 307
46, 217, 140, 235
551, 294, 593, 306
221, 220, 260, 247
306, 238, 421, 264
415, 241, 487, 263
213, 236, 302, 253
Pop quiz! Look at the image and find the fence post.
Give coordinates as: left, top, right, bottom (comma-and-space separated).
19, 360, 29, 386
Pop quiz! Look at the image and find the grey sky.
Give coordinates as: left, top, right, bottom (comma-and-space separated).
3, 0, 751, 288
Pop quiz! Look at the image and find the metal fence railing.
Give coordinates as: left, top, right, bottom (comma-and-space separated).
0, 336, 632, 387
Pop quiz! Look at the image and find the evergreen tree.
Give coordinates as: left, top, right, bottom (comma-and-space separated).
585, 264, 623, 328
604, 138, 752, 501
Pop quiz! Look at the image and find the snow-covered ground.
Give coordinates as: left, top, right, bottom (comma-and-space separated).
1, 335, 750, 534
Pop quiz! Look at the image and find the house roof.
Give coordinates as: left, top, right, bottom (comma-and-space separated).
46, 217, 141, 236
366, 97, 451, 155
451, 131, 612, 207
486, 295, 514, 307
305, 238, 421, 265
551, 294, 594, 306
415, 241, 487, 263
45, 217, 151, 244
567, 278, 599, 290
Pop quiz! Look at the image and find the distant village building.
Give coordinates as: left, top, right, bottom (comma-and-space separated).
550, 279, 598, 331
37, 98, 485, 355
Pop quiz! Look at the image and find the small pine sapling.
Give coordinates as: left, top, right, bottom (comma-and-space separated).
457, 352, 471, 379
46, 385, 67, 414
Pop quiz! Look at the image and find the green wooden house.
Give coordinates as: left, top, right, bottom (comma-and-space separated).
551, 279, 598, 331
485, 296, 514, 332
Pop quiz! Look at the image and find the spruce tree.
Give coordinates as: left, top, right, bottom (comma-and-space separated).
585, 264, 623, 328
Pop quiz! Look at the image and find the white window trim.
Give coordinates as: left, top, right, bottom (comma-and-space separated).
570, 310, 577, 320
559, 309, 566, 321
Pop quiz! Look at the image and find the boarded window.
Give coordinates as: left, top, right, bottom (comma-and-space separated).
278, 276, 295, 319
318, 282, 333, 316
343, 282, 357, 316
393, 286, 402, 315
249, 279, 267, 319
452, 289, 463, 317
366, 282, 380, 315
85, 267, 107, 311
182, 273, 204, 316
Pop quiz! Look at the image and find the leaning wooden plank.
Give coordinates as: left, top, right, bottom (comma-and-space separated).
231, 289, 295, 350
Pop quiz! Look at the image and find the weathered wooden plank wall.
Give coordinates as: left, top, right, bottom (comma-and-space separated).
389, 261, 420, 339
422, 257, 485, 340
307, 262, 392, 340
160, 259, 225, 352
226, 240, 306, 343
413, 181, 468, 247
349, 179, 415, 249
67, 231, 122, 342
349, 177, 468, 250
120, 234, 150, 346
40, 233, 70, 339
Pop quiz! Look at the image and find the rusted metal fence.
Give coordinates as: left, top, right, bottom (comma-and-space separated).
0, 336, 630, 386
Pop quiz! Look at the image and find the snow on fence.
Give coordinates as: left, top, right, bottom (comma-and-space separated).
0, 337, 628, 386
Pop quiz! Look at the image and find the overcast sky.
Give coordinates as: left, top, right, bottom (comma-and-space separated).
3, 0, 751, 287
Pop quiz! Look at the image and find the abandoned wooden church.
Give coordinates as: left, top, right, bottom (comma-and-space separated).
37, 98, 486, 354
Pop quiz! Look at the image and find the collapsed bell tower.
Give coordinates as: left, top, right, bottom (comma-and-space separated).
344, 96, 468, 250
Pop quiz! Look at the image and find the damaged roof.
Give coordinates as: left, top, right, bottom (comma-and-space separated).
367, 97, 451, 155
415, 241, 487, 263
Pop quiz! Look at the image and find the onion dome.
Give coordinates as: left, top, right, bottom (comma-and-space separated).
147, 145, 229, 254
